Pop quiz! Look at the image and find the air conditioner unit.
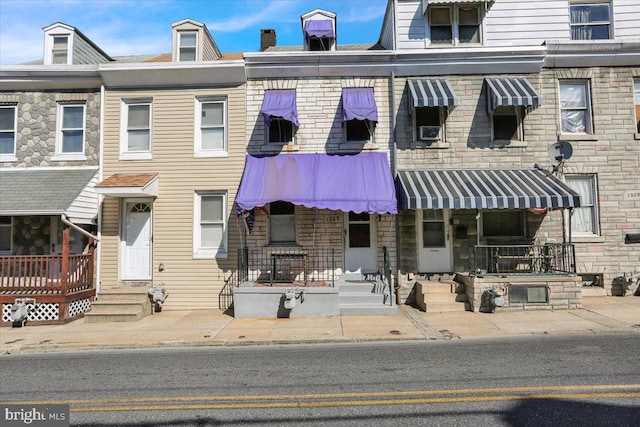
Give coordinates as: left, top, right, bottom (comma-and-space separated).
419, 125, 440, 141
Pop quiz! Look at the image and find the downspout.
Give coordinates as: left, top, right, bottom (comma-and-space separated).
391, 68, 401, 302
61, 215, 100, 242
96, 83, 105, 294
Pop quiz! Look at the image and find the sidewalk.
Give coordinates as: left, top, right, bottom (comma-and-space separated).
1, 296, 639, 355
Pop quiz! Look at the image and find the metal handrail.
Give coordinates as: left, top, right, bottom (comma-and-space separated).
470, 243, 576, 275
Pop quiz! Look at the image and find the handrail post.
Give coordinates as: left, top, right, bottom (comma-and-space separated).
60, 226, 69, 295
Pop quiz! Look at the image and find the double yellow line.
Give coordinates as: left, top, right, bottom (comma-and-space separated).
5, 384, 640, 412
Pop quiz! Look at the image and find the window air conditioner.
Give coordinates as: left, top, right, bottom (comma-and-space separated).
419, 125, 440, 141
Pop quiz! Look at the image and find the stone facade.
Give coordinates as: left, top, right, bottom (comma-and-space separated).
0, 91, 100, 168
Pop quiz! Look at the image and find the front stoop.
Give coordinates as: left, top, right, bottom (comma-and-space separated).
338, 281, 398, 315
415, 280, 470, 313
84, 288, 152, 323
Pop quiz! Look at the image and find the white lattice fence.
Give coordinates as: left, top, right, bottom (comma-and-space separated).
69, 298, 91, 317
2, 302, 59, 322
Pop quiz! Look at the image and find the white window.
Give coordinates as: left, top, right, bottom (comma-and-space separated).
565, 175, 599, 236
429, 5, 481, 45
269, 201, 296, 245
268, 117, 295, 144
345, 120, 374, 143
0, 216, 11, 255
559, 80, 593, 134
194, 192, 227, 258
179, 31, 197, 61
570, 1, 611, 40
52, 35, 70, 64
491, 106, 522, 142
53, 104, 85, 160
634, 79, 640, 134
414, 107, 443, 142
120, 99, 152, 159
195, 97, 226, 156
0, 105, 17, 161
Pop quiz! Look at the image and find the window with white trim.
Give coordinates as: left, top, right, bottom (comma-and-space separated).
491, 106, 522, 142
429, 5, 481, 46
52, 35, 70, 64
194, 191, 227, 258
120, 99, 152, 159
179, 31, 197, 61
565, 175, 600, 236
0, 216, 11, 255
55, 104, 85, 157
269, 201, 296, 245
634, 79, 640, 134
0, 105, 17, 160
559, 80, 593, 134
570, 1, 611, 40
195, 97, 226, 156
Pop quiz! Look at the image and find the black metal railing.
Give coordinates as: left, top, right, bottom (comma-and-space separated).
382, 246, 393, 306
470, 244, 575, 275
237, 247, 336, 286
218, 271, 236, 311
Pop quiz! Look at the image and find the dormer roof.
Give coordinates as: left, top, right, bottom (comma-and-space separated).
171, 18, 221, 62
301, 9, 337, 51
42, 22, 112, 65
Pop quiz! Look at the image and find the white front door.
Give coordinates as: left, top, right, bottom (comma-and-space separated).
122, 200, 152, 280
417, 209, 452, 273
344, 212, 378, 274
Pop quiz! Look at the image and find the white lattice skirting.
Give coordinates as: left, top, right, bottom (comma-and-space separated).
1, 298, 91, 323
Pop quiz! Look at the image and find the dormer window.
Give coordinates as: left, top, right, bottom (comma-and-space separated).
304, 20, 334, 51
52, 35, 69, 64
179, 31, 197, 61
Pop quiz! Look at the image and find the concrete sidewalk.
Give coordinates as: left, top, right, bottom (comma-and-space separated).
1, 296, 639, 355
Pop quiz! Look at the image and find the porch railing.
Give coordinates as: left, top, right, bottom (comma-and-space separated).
0, 254, 94, 294
470, 244, 576, 275
237, 247, 336, 286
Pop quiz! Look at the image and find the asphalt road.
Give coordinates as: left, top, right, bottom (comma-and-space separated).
1, 333, 639, 426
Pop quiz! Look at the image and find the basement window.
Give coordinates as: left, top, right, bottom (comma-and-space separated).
509, 286, 548, 303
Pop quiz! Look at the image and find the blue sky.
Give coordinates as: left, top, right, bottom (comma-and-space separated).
0, 0, 388, 65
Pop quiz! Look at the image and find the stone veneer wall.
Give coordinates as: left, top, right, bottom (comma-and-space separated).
0, 91, 100, 168
11, 216, 50, 255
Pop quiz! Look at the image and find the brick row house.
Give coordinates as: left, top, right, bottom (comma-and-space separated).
1, 0, 638, 322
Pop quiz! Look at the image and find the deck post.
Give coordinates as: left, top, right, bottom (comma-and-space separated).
61, 226, 70, 295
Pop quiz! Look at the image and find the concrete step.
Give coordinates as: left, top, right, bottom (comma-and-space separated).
84, 311, 144, 323
423, 292, 468, 304
340, 303, 398, 316
417, 299, 470, 313
95, 292, 149, 303
581, 286, 607, 297
339, 293, 390, 305
88, 301, 146, 315
85, 287, 152, 323
338, 282, 376, 293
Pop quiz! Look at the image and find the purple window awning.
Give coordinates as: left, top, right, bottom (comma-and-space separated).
260, 89, 300, 126
304, 20, 335, 38
235, 152, 397, 214
342, 88, 378, 122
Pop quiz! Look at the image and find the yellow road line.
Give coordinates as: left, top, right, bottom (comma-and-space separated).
71, 391, 640, 412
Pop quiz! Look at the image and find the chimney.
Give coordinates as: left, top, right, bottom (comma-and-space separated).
260, 29, 276, 51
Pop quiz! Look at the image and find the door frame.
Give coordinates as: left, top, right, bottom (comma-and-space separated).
416, 209, 453, 273
343, 212, 378, 274
119, 197, 153, 281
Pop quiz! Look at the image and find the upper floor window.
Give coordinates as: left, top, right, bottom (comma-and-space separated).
0, 106, 17, 160
193, 191, 227, 258
52, 35, 70, 64
342, 88, 378, 144
570, 1, 611, 40
195, 97, 226, 156
120, 99, 152, 159
415, 107, 443, 142
491, 106, 522, 142
55, 104, 85, 159
269, 201, 296, 245
268, 118, 295, 144
634, 79, 640, 134
429, 5, 481, 45
260, 89, 299, 145
559, 80, 593, 134
565, 175, 600, 237
178, 31, 197, 61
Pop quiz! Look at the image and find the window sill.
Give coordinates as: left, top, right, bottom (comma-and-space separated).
488, 140, 527, 148
0, 155, 18, 162
194, 151, 228, 158
51, 154, 87, 162
413, 140, 449, 149
570, 235, 605, 243
341, 142, 378, 150
557, 134, 598, 142
119, 152, 152, 161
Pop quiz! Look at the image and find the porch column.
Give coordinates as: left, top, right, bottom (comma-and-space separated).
61, 226, 69, 295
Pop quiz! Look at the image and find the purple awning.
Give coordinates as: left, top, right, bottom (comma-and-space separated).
304, 20, 335, 38
342, 88, 378, 122
236, 153, 397, 214
260, 89, 299, 126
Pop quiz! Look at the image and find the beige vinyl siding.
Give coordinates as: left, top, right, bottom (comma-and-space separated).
101, 85, 246, 309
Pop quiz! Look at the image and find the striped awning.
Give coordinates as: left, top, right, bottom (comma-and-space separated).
485, 77, 542, 112
407, 79, 458, 109
397, 168, 581, 210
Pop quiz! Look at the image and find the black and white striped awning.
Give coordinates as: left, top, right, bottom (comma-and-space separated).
407, 79, 458, 109
397, 168, 580, 210
485, 77, 541, 112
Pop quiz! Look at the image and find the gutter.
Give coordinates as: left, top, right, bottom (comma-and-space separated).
61, 215, 99, 242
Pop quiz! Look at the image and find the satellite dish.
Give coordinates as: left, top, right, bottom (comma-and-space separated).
548, 141, 573, 162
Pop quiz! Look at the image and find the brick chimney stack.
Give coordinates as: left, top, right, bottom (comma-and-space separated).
260, 29, 276, 51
